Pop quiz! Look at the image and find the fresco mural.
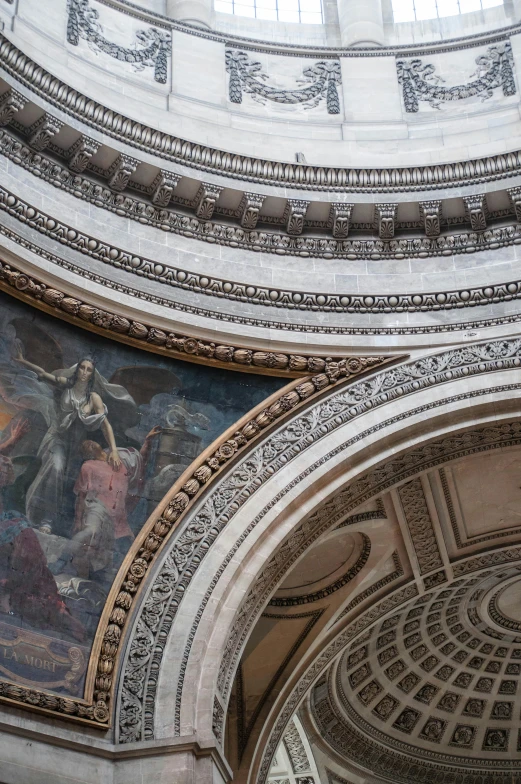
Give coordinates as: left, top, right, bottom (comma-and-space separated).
0, 291, 286, 698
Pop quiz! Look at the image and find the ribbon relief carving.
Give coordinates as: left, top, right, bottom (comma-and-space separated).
226, 49, 341, 114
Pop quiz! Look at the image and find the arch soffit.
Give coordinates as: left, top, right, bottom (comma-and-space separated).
116, 337, 521, 753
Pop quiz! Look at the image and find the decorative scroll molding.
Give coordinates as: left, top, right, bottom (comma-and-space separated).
398, 478, 443, 575
0, 261, 394, 379
27, 114, 63, 151
419, 200, 442, 238
375, 204, 397, 240
0, 87, 26, 126
151, 172, 180, 207
397, 43, 516, 113
463, 194, 489, 232
225, 50, 341, 114
68, 136, 100, 173
283, 721, 311, 774
194, 184, 223, 221
119, 342, 521, 746
107, 154, 138, 192
508, 186, 521, 222
4, 182, 521, 320
284, 199, 309, 236
4, 124, 521, 261
239, 192, 265, 230
66, 0, 171, 84
329, 203, 353, 239
4, 34, 521, 193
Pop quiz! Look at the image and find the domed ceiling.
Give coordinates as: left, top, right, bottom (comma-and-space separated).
311, 565, 521, 782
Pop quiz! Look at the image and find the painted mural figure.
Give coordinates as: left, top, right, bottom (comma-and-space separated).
0, 416, 84, 640
0, 291, 284, 696
11, 348, 137, 533
72, 426, 161, 576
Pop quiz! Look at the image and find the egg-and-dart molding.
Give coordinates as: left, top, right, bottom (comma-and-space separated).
1, 122, 521, 256
3, 34, 521, 193
2, 185, 521, 317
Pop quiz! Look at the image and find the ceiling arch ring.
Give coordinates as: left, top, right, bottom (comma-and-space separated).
4, 34, 521, 192
5, 243, 521, 341
3, 186, 521, 319
2, 126, 521, 259
114, 338, 521, 753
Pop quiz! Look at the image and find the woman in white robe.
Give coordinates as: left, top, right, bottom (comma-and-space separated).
10, 348, 137, 531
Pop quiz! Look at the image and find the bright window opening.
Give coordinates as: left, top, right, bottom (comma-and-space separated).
214, 0, 323, 24
392, 0, 502, 21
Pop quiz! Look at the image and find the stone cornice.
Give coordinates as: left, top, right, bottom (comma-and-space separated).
1, 127, 520, 257
3, 184, 521, 318
3, 35, 521, 193
0, 261, 394, 378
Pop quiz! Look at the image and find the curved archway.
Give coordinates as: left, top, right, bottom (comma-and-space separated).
115, 337, 521, 782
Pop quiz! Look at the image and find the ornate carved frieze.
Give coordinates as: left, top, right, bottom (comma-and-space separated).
3, 34, 521, 192
67, 136, 100, 173
397, 43, 516, 113
419, 200, 442, 238
212, 697, 224, 744
225, 50, 341, 114
0, 87, 26, 126
66, 0, 171, 84
508, 187, 521, 222
375, 204, 397, 240
0, 261, 393, 379
3, 125, 521, 260
283, 721, 311, 774
3, 181, 521, 320
329, 203, 353, 239
463, 194, 489, 232
27, 114, 63, 151
119, 344, 521, 747
107, 154, 139, 192
194, 184, 223, 221
238, 192, 265, 230
284, 199, 309, 236
398, 478, 443, 575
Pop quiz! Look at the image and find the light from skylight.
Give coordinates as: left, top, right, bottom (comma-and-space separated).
392, 0, 502, 22
215, 0, 323, 23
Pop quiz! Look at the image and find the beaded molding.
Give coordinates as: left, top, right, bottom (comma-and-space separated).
3, 33, 521, 193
